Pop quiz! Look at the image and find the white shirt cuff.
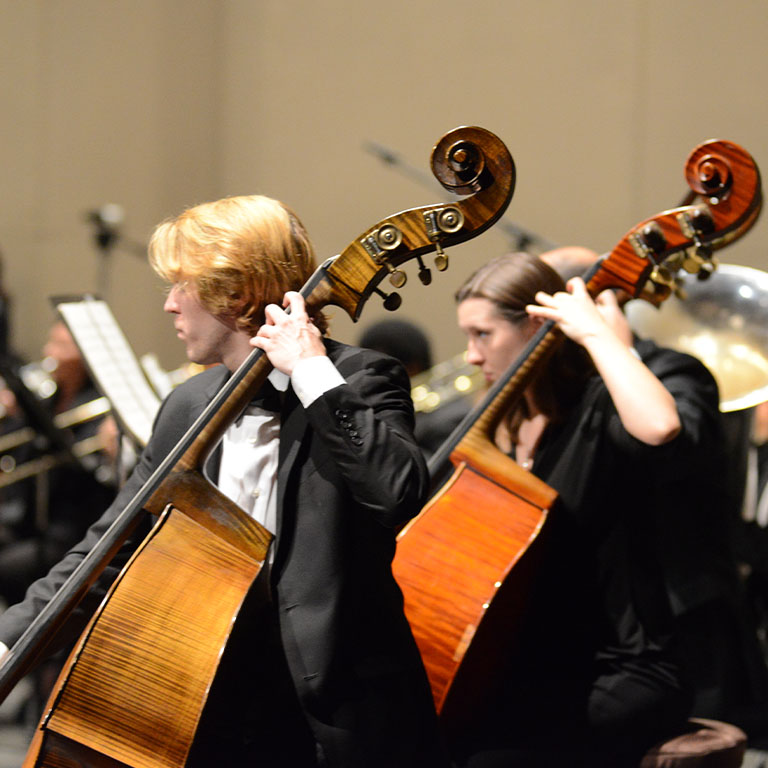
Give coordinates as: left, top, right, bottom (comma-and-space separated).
291, 356, 346, 408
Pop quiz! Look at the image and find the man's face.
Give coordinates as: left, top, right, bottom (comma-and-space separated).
164, 282, 242, 368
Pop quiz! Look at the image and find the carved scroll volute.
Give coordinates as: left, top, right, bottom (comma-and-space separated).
305, 126, 516, 321
589, 139, 762, 304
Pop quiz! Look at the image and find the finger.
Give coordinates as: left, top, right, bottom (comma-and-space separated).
284, 291, 308, 319
595, 289, 619, 309
533, 290, 556, 306
566, 277, 587, 295
526, 303, 558, 319
263, 303, 285, 324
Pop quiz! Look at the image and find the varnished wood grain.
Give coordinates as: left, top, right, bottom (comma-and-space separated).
394, 460, 553, 719
33, 504, 266, 767
590, 139, 761, 302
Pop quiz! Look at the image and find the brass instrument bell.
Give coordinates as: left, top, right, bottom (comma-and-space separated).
626, 263, 768, 412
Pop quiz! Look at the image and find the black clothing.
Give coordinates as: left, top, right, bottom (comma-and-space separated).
0, 383, 114, 606
456, 365, 690, 767
638, 341, 768, 730
635, 340, 734, 615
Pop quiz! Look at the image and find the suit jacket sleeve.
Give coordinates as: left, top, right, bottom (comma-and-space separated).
303, 342, 428, 528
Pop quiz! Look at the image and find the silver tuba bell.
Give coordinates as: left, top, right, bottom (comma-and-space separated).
625, 263, 768, 412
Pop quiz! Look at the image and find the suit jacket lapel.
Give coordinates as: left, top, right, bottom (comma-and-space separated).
273, 388, 309, 564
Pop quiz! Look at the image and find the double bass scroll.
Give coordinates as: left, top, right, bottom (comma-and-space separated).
306, 126, 516, 319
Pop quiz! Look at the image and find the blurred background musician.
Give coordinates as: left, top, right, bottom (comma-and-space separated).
541, 246, 768, 735
0, 321, 116, 609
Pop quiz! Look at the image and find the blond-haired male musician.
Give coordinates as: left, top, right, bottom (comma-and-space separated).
0, 195, 446, 767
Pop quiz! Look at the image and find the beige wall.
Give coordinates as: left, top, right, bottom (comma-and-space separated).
2, 0, 767, 373
1, 0, 223, 365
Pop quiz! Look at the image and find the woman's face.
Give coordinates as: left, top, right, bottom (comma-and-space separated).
457, 297, 538, 386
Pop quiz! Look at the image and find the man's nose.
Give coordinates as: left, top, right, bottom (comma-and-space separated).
164, 286, 180, 313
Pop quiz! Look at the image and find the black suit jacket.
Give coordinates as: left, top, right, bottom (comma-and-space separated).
0, 340, 443, 766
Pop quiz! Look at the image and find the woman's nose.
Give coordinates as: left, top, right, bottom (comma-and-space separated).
466, 342, 483, 365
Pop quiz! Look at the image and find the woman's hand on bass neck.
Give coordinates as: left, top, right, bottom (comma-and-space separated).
527, 278, 681, 446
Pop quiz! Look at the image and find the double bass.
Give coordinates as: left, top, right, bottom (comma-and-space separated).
392, 139, 763, 731
0, 126, 515, 767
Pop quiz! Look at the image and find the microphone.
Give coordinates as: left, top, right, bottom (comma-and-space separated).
362, 140, 401, 166
85, 204, 125, 251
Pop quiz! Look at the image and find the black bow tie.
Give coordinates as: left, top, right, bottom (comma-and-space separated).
251, 380, 283, 412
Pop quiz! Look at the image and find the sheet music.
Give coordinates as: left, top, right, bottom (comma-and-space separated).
54, 297, 161, 447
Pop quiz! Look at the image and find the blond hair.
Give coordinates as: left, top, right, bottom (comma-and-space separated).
149, 195, 327, 334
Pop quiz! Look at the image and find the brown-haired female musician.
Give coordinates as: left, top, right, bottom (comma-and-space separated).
451, 252, 691, 768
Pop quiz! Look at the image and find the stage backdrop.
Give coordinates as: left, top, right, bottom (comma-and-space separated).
1, 0, 766, 374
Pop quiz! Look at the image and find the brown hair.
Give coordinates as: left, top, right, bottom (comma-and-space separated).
149, 195, 328, 335
456, 251, 595, 434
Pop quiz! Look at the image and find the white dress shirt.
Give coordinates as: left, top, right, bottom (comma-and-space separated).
217, 357, 345, 534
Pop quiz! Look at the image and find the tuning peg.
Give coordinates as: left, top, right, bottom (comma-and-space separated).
361, 224, 405, 285
386, 263, 407, 288
375, 223, 403, 251
630, 221, 667, 262
681, 255, 703, 274
374, 287, 402, 311
423, 206, 464, 273
650, 264, 676, 288
696, 261, 716, 281
435, 207, 464, 234
640, 222, 667, 254
690, 207, 715, 235
690, 208, 716, 261
434, 243, 448, 271
693, 235, 713, 261
416, 256, 432, 285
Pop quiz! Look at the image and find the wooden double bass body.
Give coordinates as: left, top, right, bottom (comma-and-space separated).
392, 139, 763, 731
0, 127, 516, 767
